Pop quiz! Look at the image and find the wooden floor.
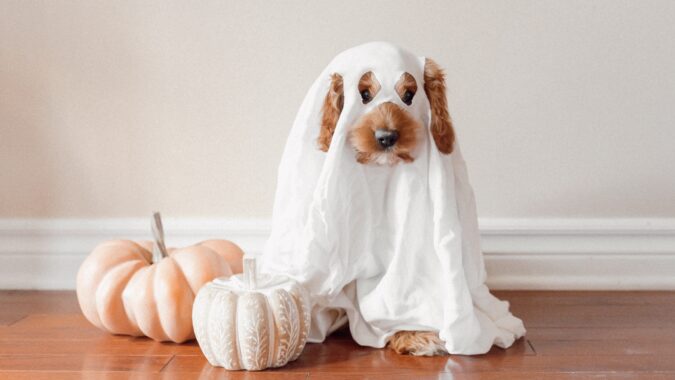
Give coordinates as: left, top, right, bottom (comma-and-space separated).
1, 291, 674, 379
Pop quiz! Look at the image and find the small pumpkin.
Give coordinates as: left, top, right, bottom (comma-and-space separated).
193, 258, 311, 371
76, 212, 244, 343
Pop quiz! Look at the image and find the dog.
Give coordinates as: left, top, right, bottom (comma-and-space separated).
315, 58, 455, 356
318, 58, 454, 166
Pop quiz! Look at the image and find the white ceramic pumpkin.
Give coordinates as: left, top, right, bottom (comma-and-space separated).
192, 258, 311, 371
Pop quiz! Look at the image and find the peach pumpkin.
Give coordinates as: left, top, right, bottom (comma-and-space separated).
76, 213, 244, 343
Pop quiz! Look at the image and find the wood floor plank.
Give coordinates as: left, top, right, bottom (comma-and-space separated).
498, 291, 675, 328
0, 354, 171, 372
0, 372, 136, 379
0, 337, 202, 356
441, 355, 675, 373
0, 314, 114, 340
0, 291, 80, 314
494, 291, 675, 306
513, 304, 675, 327
309, 373, 675, 380
163, 338, 532, 374
529, 339, 675, 356
0, 370, 309, 379
0, 314, 24, 327
0, 314, 204, 355
162, 370, 309, 380
164, 353, 675, 374
526, 326, 675, 341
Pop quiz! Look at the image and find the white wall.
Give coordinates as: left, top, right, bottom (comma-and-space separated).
2, 0, 675, 219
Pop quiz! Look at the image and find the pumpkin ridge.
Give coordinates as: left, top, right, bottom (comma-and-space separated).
127, 241, 153, 263
170, 248, 224, 295
207, 290, 240, 369
132, 265, 170, 341
286, 291, 300, 360
289, 284, 311, 361
163, 255, 193, 295
120, 265, 149, 332
77, 243, 149, 329
237, 293, 270, 370
229, 292, 242, 369
153, 258, 194, 343
103, 240, 151, 263
95, 259, 146, 335
268, 289, 295, 367
269, 291, 283, 367
230, 291, 242, 370
263, 292, 276, 369
194, 287, 216, 365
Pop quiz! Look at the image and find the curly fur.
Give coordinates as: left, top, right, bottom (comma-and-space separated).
358, 71, 381, 101
318, 73, 344, 152
349, 102, 420, 165
424, 58, 455, 154
387, 331, 448, 356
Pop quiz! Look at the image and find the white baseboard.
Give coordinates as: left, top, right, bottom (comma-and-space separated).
1, 218, 674, 290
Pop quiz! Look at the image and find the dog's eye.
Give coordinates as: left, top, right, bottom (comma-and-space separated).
402, 90, 415, 105
360, 90, 372, 104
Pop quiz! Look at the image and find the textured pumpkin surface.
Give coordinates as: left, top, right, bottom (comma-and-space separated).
76, 239, 243, 343
192, 278, 311, 370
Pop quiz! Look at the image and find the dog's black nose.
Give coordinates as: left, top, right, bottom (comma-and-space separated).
375, 129, 399, 149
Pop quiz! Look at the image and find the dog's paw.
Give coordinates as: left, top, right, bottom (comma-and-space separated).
387, 331, 448, 356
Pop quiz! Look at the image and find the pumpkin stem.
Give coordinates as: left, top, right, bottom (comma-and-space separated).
151, 212, 169, 263
243, 257, 257, 290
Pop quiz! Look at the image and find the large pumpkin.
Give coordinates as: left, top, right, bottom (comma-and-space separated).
76, 213, 244, 343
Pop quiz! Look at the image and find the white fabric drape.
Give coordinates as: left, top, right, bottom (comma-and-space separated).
260, 42, 525, 354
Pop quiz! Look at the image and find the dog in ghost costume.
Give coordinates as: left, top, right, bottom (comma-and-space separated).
260, 42, 525, 356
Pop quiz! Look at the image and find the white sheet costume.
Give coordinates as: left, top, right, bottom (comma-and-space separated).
260, 42, 525, 354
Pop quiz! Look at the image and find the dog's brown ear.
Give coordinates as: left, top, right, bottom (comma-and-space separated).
424, 58, 455, 154
318, 73, 344, 152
